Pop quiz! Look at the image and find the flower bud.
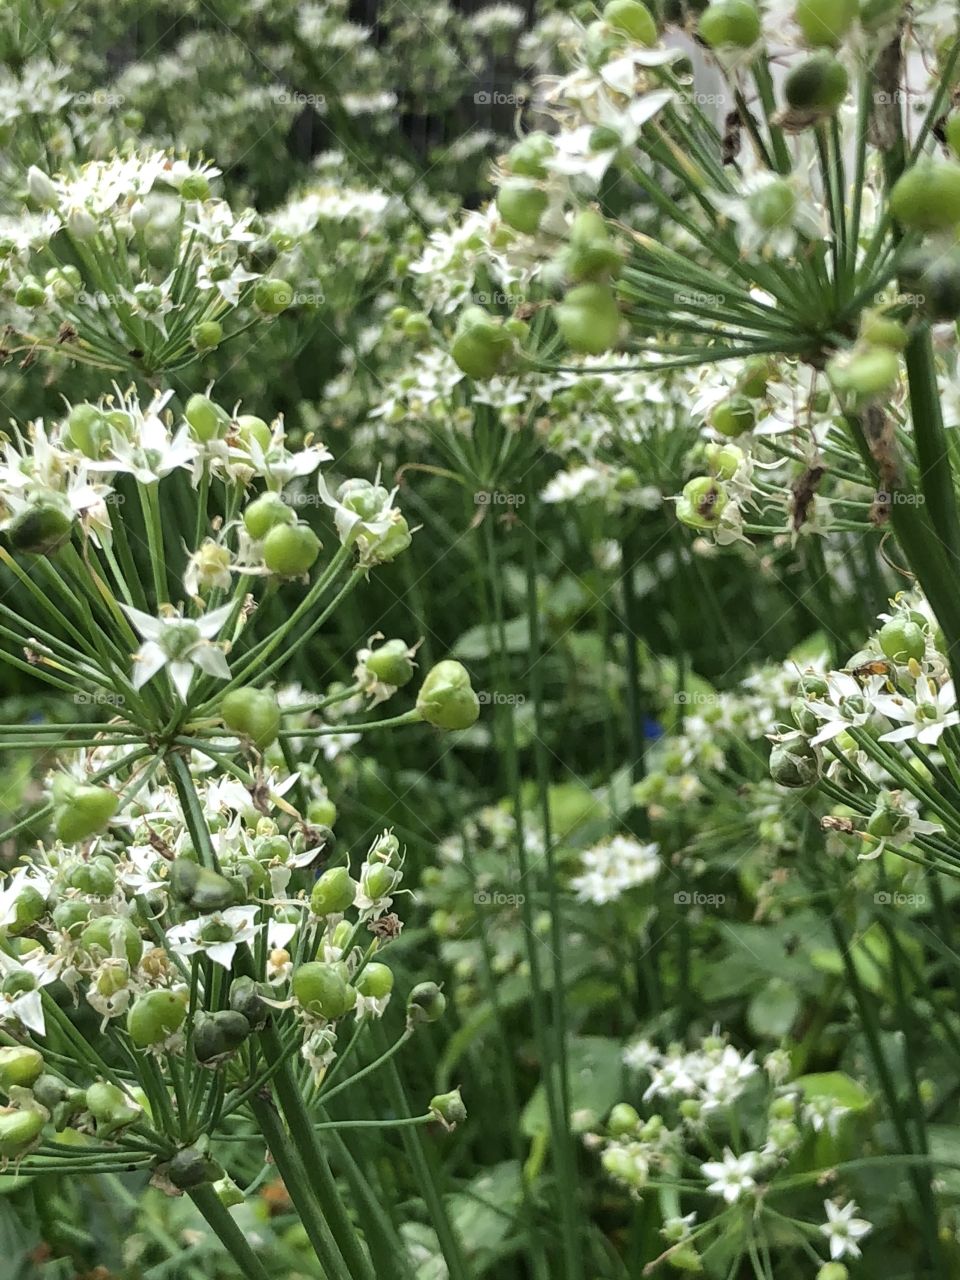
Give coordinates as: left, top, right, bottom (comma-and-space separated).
220, 687, 281, 752
26, 166, 58, 208
816, 1266, 849, 1280
429, 1086, 466, 1130
8, 502, 74, 555
243, 492, 295, 540
168, 1145, 224, 1189
292, 961, 357, 1020
310, 867, 357, 916
67, 207, 97, 239
85, 1081, 140, 1135
607, 1103, 640, 1136
127, 989, 187, 1048
407, 981, 447, 1024
416, 660, 480, 730
0, 1107, 43, 1157
0, 1048, 43, 1093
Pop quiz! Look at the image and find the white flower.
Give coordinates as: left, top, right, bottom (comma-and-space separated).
875, 678, 960, 746
701, 1149, 761, 1203
804, 672, 878, 746
571, 835, 660, 904
122, 602, 233, 699
820, 1199, 872, 1261
703, 1046, 758, 1107
166, 905, 261, 969
0, 947, 61, 1036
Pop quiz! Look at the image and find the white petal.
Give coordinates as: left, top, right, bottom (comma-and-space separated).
169, 661, 195, 700
121, 604, 166, 641
132, 642, 167, 689
193, 646, 230, 680
197, 602, 235, 639
207, 941, 238, 969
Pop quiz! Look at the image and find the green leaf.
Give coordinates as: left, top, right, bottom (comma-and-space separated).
747, 977, 801, 1039
521, 1036, 622, 1138
792, 1071, 872, 1112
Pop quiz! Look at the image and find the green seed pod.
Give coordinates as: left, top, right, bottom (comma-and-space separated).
214, 1175, 245, 1207
236, 414, 273, 452
254, 278, 294, 315
54, 783, 118, 843
407, 981, 447, 1024
228, 976, 268, 1031
8, 503, 74, 555
555, 283, 620, 354
698, 0, 761, 48
890, 162, 960, 233
827, 346, 899, 402
604, 0, 657, 44
310, 867, 357, 917
0, 1108, 43, 1157
429, 1087, 467, 1129
262, 522, 321, 576
32, 1074, 84, 1130
859, 309, 908, 351
709, 394, 755, 437
676, 476, 727, 530
243, 492, 295, 540
607, 1102, 641, 1136
816, 1265, 849, 1280
507, 132, 554, 179
416, 660, 480, 731
365, 638, 416, 687
191, 320, 223, 351
180, 175, 211, 201
878, 618, 925, 663
356, 962, 393, 1001
15, 277, 46, 308
306, 798, 337, 828
68, 855, 116, 896
747, 179, 795, 229
496, 180, 548, 235
65, 404, 107, 458
914, 250, 960, 322
784, 52, 849, 115
220, 687, 282, 752
193, 1010, 252, 1063
703, 443, 743, 479
81, 916, 143, 969
737, 355, 775, 398
451, 307, 513, 380
292, 961, 357, 1020
127, 989, 187, 1048
52, 900, 92, 937
8, 885, 46, 935
170, 859, 240, 912
794, 0, 856, 47
769, 738, 819, 788
85, 1081, 140, 1135
184, 394, 230, 443
0, 1048, 43, 1093
168, 1145, 224, 1189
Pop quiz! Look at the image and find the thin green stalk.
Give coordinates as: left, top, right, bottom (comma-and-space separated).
188, 1184, 273, 1280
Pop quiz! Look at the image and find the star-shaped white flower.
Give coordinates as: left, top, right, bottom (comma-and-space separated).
701, 1149, 761, 1204
165, 905, 261, 969
122, 603, 233, 699
0, 947, 61, 1037
875, 678, 959, 746
820, 1199, 872, 1261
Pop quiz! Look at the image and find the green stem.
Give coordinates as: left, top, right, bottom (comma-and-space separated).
188, 1184, 273, 1280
